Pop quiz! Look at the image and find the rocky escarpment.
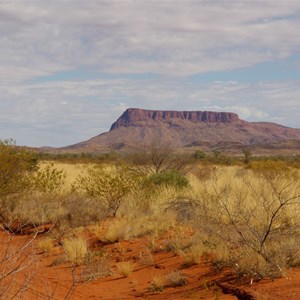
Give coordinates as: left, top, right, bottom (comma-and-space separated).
110, 108, 240, 130
61, 108, 300, 153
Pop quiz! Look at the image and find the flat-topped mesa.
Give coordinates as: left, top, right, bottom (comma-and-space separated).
110, 108, 240, 130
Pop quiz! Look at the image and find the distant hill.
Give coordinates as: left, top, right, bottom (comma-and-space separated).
60, 108, 300, 153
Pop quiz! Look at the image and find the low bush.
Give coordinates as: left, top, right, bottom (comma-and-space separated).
165, 198, 199, 222
195, 166, 300, 279
81, 251, 111, 280
164, 270, 187, 287
149, 270, 186, 291
73, 165, 141, 217
59, 194, 109, 228
143, 170, 189, 189
182, 244, 204, 267
0, 192, 65, 228
0, 140, 37, 210
148, 275, 164, 292
30, 165, 66, 194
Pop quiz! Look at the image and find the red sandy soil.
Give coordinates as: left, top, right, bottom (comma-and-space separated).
1, 228, 300, 300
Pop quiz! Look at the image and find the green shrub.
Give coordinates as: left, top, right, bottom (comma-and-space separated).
143, 170, 189, 189
0, 139, 38, 198
0, 140, 39, 226
193, 150, 207, 160
31, 165, 66, 194
73, 165, 141, 217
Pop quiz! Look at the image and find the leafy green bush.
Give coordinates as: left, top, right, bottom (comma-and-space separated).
0, 140, 39, 226
0, 139, 38, 198
31, 165, 66, 194
143, 170, 189, 189
73, 165, 141, 216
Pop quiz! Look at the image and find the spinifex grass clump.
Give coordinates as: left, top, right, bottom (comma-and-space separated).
148, 270, 186, 292
63, 237, 88, 265
38, 236, 55, 253
116, 261, 135, 277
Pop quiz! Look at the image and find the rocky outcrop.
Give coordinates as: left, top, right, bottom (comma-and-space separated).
60, 108, 300, 153
110, 108, 240, 130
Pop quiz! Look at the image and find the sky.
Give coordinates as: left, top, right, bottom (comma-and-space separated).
1, 0, 300, 147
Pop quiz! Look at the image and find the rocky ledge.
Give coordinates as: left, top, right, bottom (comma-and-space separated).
110, 108, 240, 130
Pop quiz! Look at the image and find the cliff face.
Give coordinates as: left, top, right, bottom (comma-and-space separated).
61, 108, 300, 153
110, 108, 240, 130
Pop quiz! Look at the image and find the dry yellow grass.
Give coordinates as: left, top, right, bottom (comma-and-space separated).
37, 160, 300, 279
62, 236, 88, 265
116, 261, 135, 277
38, 161, 95, 191
182, 244, 204, 266
37, 237, 55, 253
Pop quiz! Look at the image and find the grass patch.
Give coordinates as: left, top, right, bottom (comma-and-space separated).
116, 261, 135, 277
63, 236, 88, 265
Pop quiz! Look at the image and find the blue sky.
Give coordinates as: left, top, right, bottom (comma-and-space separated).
1, 0, 300, 147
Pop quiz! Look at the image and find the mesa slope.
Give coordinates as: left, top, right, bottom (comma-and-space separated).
62, 108, 300, 152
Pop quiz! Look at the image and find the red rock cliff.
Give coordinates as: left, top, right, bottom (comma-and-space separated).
110, 108, 240, 130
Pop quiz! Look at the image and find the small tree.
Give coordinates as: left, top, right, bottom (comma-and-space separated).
30, 165, 66, 194
242, 148, 252, 164
73, 165, 141, 217
126, 141, 188, 175
197, 165, 300, 279
0, 140, 39, 226
0, 139, 38, 198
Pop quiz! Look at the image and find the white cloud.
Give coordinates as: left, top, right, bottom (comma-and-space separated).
0, 1, 300, 146
1, 0, 300, 83
0, 77, 299, 146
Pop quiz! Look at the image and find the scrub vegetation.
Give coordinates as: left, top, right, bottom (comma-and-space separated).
0, 139, 299, 298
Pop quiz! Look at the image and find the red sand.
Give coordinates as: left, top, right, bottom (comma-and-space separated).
1, 230, 300, 300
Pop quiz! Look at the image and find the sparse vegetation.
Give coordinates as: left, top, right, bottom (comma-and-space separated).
182, 244, 204, 267
0, 229, 38, 299
142, 169, 189, 189
0, 139, 38, 198
149, 270, 186, 291
30, 165, 66, 194
38, 236, 55, 253
63, 237, 88, 265
127, 141, 189, 175
194, 164, 300, 279
148, 275, 165, 292
81, 254, 111, 280
116, 261, 135, 277
0, 140, 299, 298
164, 270, 187, 287
73, 165, 141, 216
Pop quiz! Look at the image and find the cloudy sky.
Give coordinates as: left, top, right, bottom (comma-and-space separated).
1, 0, 300, 147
